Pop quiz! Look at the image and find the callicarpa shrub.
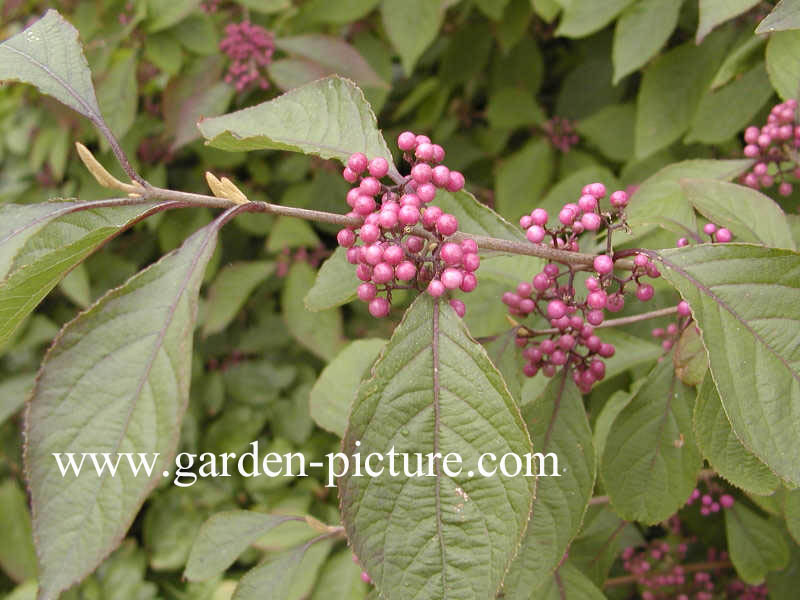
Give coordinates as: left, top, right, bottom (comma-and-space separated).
0, 3, 800, 600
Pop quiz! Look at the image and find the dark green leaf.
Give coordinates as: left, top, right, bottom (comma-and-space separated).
726, 502, 789, 583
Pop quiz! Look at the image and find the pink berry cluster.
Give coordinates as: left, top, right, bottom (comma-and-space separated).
352, 554, 373, 586
219, 21, 275, 92
740, 99, 800, 196
506, 183, 664, 392
686, 486, 735, 517
336, 133, 476, 318
677, 223, 732, 247
651, 301, 692, 351
518, 182, 628, 250
541, 116, 579, 153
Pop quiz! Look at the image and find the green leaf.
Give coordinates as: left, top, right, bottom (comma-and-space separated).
235, 0, 291, 13
635, 35, 731, 159
483, 330, 526, 402
303, 0, 380, 24
576, 103, 635, 162
767, 536, 800, 599
504, 372, 596, 598
601, 357, 702, 523
486, 87, 545, 130
711, 34, 766, 89
556, 0, 637, 39
144, 32, 183, 76
0, 10, 103, 125
495, 139, 554, 223
612, 0, 683, 84
266, 217, 321, 252
147, 0, 202, 32
697, 0, 760, 42
473, 0, 510, 20
25, 212, 229, 600
172, 13, 219, 55
599, 328, 662, 382
185, 511, 298, 581
340, 295, 534, 600
199, 76, 396, 173
725, 502, 790, 583
380, 0, 445, 75
283, 262, 345, 361
785, 489, 800, 544
530, 561, 607, 599
435, 189, 527, 242
304, 247, 361, 312
673, 325, 708, 386
682, 179, 796, 249
766, 31, 800, 100
268, 58, 332, 91
624, 159, 753, 244
657, 244, 800, 485
96, 48, 138, 142
274, 36, 388, 90
0, 202, 163, 349
532, 0, 561, 23
202, 261, 274, 337
311, 548, 369, 600
756, 0, 800, 33
234, 546, 306, 600
694, 377, 780, 495
0, 480, 37, 583
59, 262, 91, 308
685, 63, 774, 144
309, 338, 385, 437
0, 372, 35, 426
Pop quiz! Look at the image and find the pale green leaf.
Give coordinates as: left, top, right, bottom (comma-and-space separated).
147, 0, 202, 32
504, 372, 596, 598
785, 489, 800, 545
486, 88, 545, 130
0, 372, 35, 426
0, 480, 37, 583
435, 189, 527, 242
682, 178, 796, 249
530, 561, 607, 599
658, 244, 800, 485
601, 357, 702, 523
380, 0, 445, 75
726, 502, 789, 583
185, 511, 299, 581
576, 103, 636, 162
25, 213, 228, 599
96, 48, 138, 142
673, 325, 708, 386
202, 261, 274, 336
556, 0, 637, 39
340, 295, 534, 600
304, 247, 360, 312
266, 217, 321, 252
495, 139, 554, 224
199, 76, 396, 173
694, 377, 780, 495
59, 262, 91, 308
757, 0, 800, 33
765, 30, 800, 100
233, 546, 305, 600
304, 0, 380, 24
283, 262, 345, 361
309, 339, 385, 437
0, 10, 103, 124
711, 35, 766, 89
612, 0, 683, 84
311, 548, 369, 600
697, 0, 760, 42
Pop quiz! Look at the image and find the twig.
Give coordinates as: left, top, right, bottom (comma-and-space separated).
604, 560, 733, 587
519, 306, 679, 337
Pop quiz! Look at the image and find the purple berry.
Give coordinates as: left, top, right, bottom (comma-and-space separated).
405, 236, 424, 253
395, 260, 417, 281
440, 242, 463, 265
636, 284, 655, 302
441, 268, 464, 289
533, 273, 550, 291
427, 279, 445, 297
547, 299, 567, 319
599, 343, 615, 358
460, 272, 478, 292
358, 283, 377, 301
543, 263, 559, 278
606, 293, 625, 313
720, 494, 734, 508
447, 171, 465, 192
359, 223, 380, 244
337, 229, 356, 247
398, 205, 420, 226
462, 252, 480, 272
779, 181, 793, 196
593, 255, 614, 274
518, 298, 535, 314
517, 282, 533, 297
436, 214, 459, 236
449, 298, 466, 317
587, 290, 607, 309
586, 309, 604, 326
677, 300, 691, 316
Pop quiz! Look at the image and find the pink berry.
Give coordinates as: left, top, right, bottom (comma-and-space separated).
743, 144, 760, 158
372, 262, 394, 284
558, 334, 576, 350
587, 290, 607, 309
447, 171, 465, 192
544, 263, 559, 278
517, 282, 532, 297
378, 210, 399, 229
417, 183, 437, 203
360, 177, 381, 196
606, 294, 625, 313
715, 228, 732, 242
431, 144, 445, 163
599, 343, 615, 358
559, 206, 577, 226
461, 239, 478, 254
780, 181, 793, 196
369, 297, 390, 318
427, 279, 445, 297
547, 299, 567, 319
587, 182, 606, 198
609, 190, 628, 207
431, 165, 450, 187
530, 208, 548, 226
354, 195, 376, 216
634, 254, 649, 268
520, 215, 533, 229
422, 206, 442, 229
449, 298, 466, 317
398, 205, 420, 226
703, 223, 717, 235
720, 494, 735, 508
677, 301, 691, 316
397, 131, 417, 151
415, 142, 435, 161
586, 309, 604, 326
405, 236, 424, 253
585, 276, 600, 292
383, 244, 404, 265
436, 214, 459, 236
348, 152, 368, 173
636, 284, 655, 302
581, 212, 602, 231
411, 163, 432, 184
440, 242, 463, 265
460, 272, 478, 292
358, 283, 377, 302
526, 225, 546, 243
337, 229, 356, 247
346, 247, 360, 264
441, 267, 463, 289
578, 194, 597, 212
356, 264, 372, 281
342, 167, 359, 183
677, 237, 689, 247
395, 260, 417, 281
593, 255, 614, 274
360, 223, 380, 243
368, 157, 389, 178
533, 273, 550, 291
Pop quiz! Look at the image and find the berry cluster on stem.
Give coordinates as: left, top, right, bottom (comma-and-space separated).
676, 222, 733, 247
740, 99, 800, 197
541, 116, 580, 153
652, 301, 693, 351
508, 183, 662, 392
337, 133, 475, 318
219, 21, 275, 92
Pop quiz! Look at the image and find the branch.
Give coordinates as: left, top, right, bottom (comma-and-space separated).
604, 560, 733, 587
520, 306, 679, 337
